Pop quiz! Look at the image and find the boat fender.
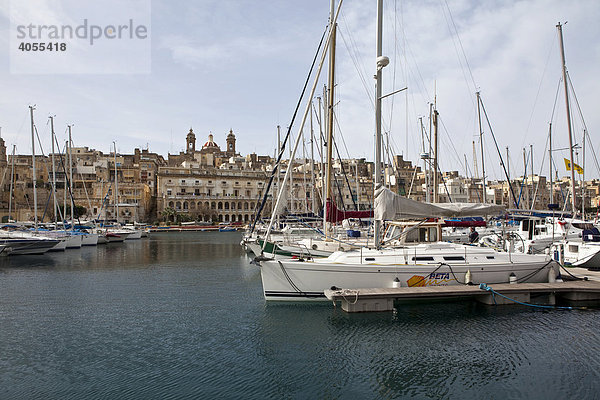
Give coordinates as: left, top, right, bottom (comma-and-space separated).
392, 277, 401, 288
509, 272, 517, 284
465, 270, 473, 285
252, 255, 274, 265
330, 286, 341, 291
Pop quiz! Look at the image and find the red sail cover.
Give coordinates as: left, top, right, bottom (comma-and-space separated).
326, 198, 373, 223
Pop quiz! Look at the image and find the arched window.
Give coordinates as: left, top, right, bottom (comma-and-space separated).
244, 202, 249, 210
218, 202, 223, 210
176, 201, 181, 210
211, 202, 216, 210
224, 202, 229, 210
168, 201, 174, 208
183, 201, 188, 210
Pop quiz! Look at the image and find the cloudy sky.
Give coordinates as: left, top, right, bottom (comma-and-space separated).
0, 0, 599, 180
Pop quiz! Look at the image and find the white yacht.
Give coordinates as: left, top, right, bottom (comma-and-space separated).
257, 219, 558, 301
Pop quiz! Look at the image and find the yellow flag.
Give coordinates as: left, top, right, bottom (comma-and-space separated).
564, 158, 584, 174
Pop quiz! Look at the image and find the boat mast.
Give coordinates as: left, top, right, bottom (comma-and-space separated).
68, 125, 74, 226
114, 141, 119, 225
476, 91, 486, 203
374, 0, 385, 246
549, 123, 553, 205
310, 103, 316, 215
277, 125, 281, 225
530, 143, 534, 210
318, 94, 325, 230
523, 148, 528, 209
557, 22, 577, 217
8, 144, 15, 221
29, 105, 38, 229
50, 116, 58, 229
582, 128, 586, 219
324, 0, 336, 238
506, 146, 510, 206
432, 106, 439, 203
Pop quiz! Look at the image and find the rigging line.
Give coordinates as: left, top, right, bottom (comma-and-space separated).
549, 77, 563, 124
585, 132, 600, 178
438, 115, 467, 170
311, 104, 326, 162
389, 1, 429, 103
478, 94, 519, 208
330, 125, 359, 211
387, 0, 400, 138
439, 0, 477, 114
521, 31, 558, 148
442, 0, 477, 92
332, 109, 352, 160
338, 16, 374, 107
340, 9, 373, 103
250, 24, 328, 234
33, 125, 47, 157
566, 70, 597, 178
531, 134, 550, 210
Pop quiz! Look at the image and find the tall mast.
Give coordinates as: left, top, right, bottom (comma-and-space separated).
114, 141, 119, 224
426, 103, 432, 202
68, 125, 74, 225
29, 105, 38, 229
582, 128, 586, 218
523, 148, 528, 209
506, 146, 510, 206
64, 140, 67, 223
276, 125, 281, 222
310, 103, 316, 215
50, 116, 58, 229
289, 132, 293, 214
432, 108, 439, 203
476, 92, 486, 202
374, 0, 386, 246
318, 94, 325, 230
530, 143, 534, 209
549, 123, 553, 205
8, 145, 15, 221
324, 0, 337, 238
557, 22, 577, 216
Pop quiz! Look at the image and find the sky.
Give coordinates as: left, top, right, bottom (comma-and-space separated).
0, 0, 599, 181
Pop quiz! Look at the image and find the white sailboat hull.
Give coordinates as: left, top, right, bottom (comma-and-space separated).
259, 243, 557, 301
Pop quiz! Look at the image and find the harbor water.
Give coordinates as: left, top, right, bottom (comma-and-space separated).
1, 231, 599, 399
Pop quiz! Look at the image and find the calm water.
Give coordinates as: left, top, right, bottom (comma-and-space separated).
1, 232, 599, 399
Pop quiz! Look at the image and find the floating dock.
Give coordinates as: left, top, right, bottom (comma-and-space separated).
324, 280, 600, 313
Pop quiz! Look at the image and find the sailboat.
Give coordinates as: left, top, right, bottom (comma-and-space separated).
256, 0, 559, 301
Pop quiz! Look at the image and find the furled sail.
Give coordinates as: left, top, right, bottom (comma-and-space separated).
374, 185, 505, 220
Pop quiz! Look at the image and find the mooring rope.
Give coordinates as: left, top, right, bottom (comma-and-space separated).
479, 283, 576, 310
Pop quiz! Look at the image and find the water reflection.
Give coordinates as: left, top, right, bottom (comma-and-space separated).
0, 231, 599, 399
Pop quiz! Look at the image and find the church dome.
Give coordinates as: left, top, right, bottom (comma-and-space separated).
202, 134, 220, 150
